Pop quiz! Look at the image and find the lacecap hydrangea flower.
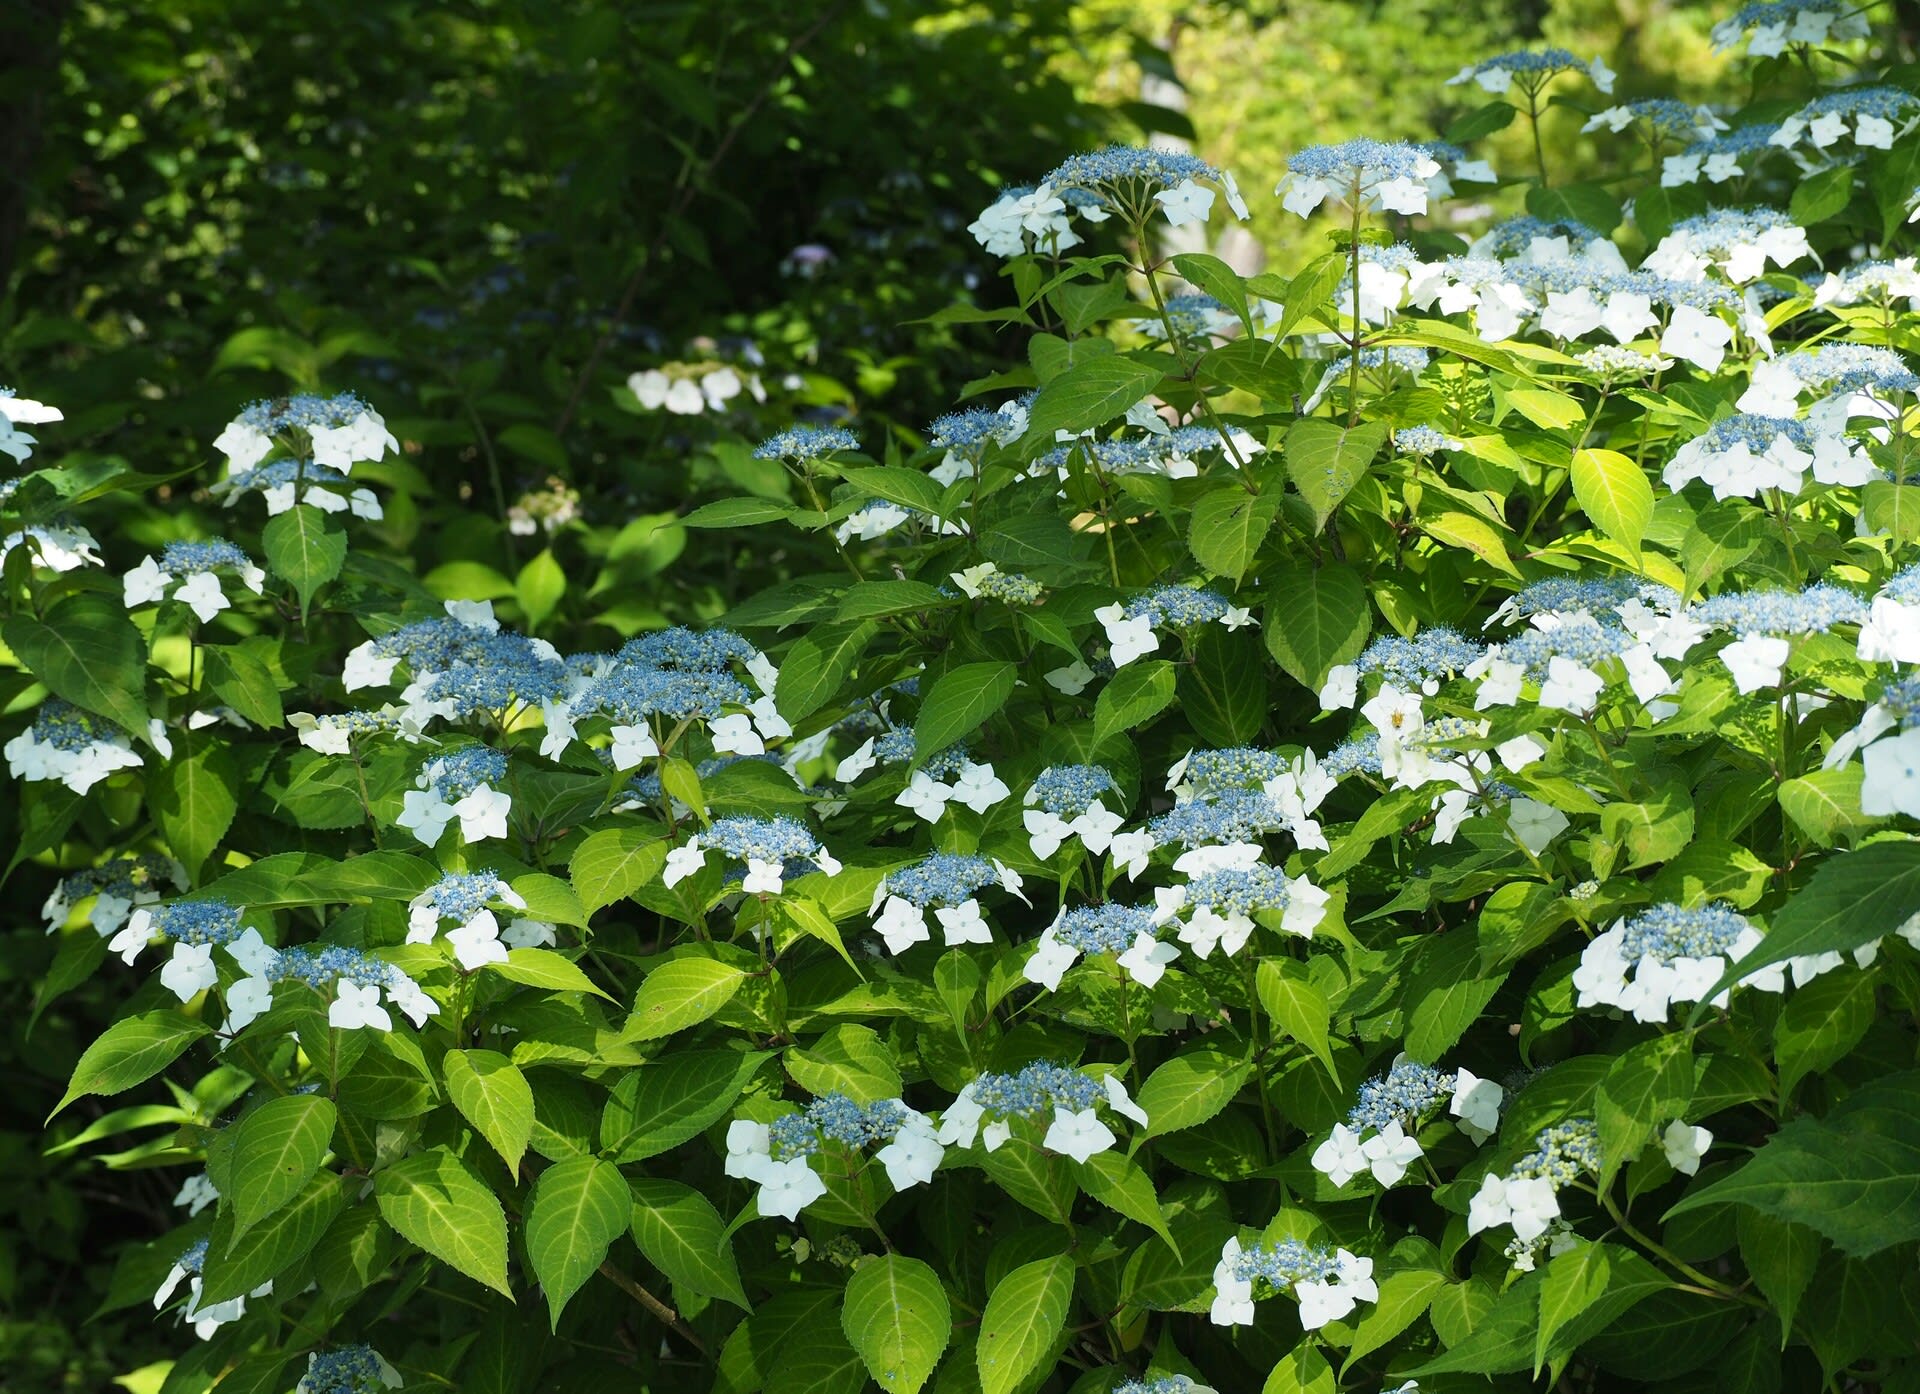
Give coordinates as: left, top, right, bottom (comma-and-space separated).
664, 815, 841, 897
407, 872, 544, 971
1210, 1234, 1379, 1331
868, 851, 1025, 954
122, 540, 267, 622
5, 699, 149, 794
725, 1092, 942, 1221
936, 1061, 1148, 1163
1276, 139, 1443, 219
295, 1346, 404, 1394
395, 746, 512, 846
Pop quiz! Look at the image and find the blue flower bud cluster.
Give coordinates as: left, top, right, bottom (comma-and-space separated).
1667, 206, 1800, 250
1322, 733, 1383, 779
1815, 261, 1917, 305
1605, 99, 1705, 137
968, 571, 1045, 604
1180, 748, 1288, 794
768, 1092, 907, 1160
1616, 901, 1753, 961
616, 627, 754, 671
421, 746, 508, 799
1115, 1379, 1196, 1394
1149, 789, 1285, 848
1054, 904, 1156, 954
1461, 48, 1590, 80
146, 899, 245, 946
1042, 146, 1219, 197
30, 700, 119, 750
1229, 1238, 1341, 1293
1511, 1118, 1602, 1187
970, 1061, 1105, 1118
1156, 292, 1231, 337
1877, 673, 1920, 728
702, 816, 821, 862
1476, 216, 1607, 258
299, 1346, 395, 1394
1885, 564, 1920, 604
1183, 864, 1298, 917
1318, 346, 1433, 382
1285, 139, 1436, 184
571, 665, 752, 724
1781, 344, 1920, 395
753, 425, 861, 461
1347, 1060, 1454, 1132
1395, 425, 1455, 457
1498, 614, 1632, 677
1124, 587, 1230, 628
1578, 346, 1671, 377
238, 392, 371, 435
1039, 425, 1231, 474
1792, 86, 1920, 121
1692, 583, 1867, 635
928, 406, 1020, 454
54, 853, 177, 906
884, 853, 999, 908
419, 644, 568, 716
158, 539, 252, 574
1028, 764, 1118, 816
175, 1238, 210, 1274
1497, 576, 1662, 622
1355, 628, 1483, 685
261, 944, 397, 991
417, 872, 509, 925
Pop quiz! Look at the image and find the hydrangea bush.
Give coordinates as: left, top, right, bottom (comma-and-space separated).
17, 9, 1920, 1391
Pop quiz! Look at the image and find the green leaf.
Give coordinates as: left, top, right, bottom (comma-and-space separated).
629, 1177, 749, 1309
1072, 1152, 1177, 1252
262, 504, 347, 618
682, 497, 798, 528
1570, 447, 1652, 555
1094, 659, 1176, 742
374, 1148, 513, 1296
1405, 932, 1507, 1061
1736, 1210, 1821, 1342
1170, 252, 1253, 335
1789, 164, 1855, 226
1263, 560, 1368, 689
525, 1155, 630, 1327
1774, 969, 1876, 1099
1596, 1033, 1693, 1187
227, 1094, 337, 1238
1534, 1242, 1612, 1376
1285, 419, 1388, 531
53, 1011, 210, 1118
1263, 1344, 1335, 1394
1180, 628, 1266, 747
1138, 1050, 1251, 1140
201, 644, 284, 728
151, 731, 238, 883
915, 661, 1016, 758
1187, 485, 1279, 582
627, 958, 746, 1039
444, 1049, 534, 1178
841, 1253, 952, 1393
1707, 841, 1920, 1004
841, 467, 948, 518
515, 548, 566, 632
1424, 510, 1519, 577
601, 1048, 765, 1162
1256, 959, 1337, 1079
498, 422, 568, 471
570, 827, 667, 917
1345, 1268, 1446, 1367
487, 947, 611, 999
1777, 766, 1879, 847
975, 1253, 1073, 1394
1198, 338, 1299, 401
1666, 1070, 1920, 1257
835, 579, 948, 622
3, 594, 150, 740
1504, 387, 1586, 431
776, 621, 879, 723
1525, 180, 1622, 234
1447, 99, 1518, 143
787, 1024, 899, 1102
1022, 355, 1164, 442
1269, 252, 1346, 341
197, 1173, 350, 1306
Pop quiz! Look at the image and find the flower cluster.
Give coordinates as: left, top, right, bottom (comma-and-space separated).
725, 1092, 940, 1220
937, 1062, 1148, 1163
